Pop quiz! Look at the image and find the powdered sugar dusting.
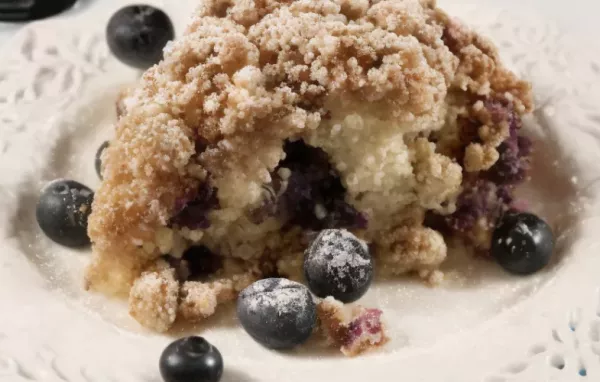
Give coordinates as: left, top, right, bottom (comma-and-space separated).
306, 229, 371, 292
515, 221, 533, 237
271, 287, 308, 316
128, 261, 178, 332
240, 278, 311, 316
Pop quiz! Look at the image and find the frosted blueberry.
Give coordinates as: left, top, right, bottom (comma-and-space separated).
237, 278, 316, 349
304, 229, 373, 303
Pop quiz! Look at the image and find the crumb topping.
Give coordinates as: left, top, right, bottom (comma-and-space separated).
87, 0, 534, 334
376, 224, 447, 276
179, 259, 260, 322
463, 142, 499, 172
441, 17, 532, 113
317, 297, 388, 356
128, 260, 179, 332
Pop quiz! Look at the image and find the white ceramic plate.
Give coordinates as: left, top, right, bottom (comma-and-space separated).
1, 1, 600, 381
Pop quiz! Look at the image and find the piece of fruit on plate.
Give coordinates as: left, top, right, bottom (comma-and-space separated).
85, 0, 537, 334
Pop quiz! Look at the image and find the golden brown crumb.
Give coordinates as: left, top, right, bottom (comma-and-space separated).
317, 297, 388, 356
275, 251, 305, 282
463, 142, 499, 172
179, 281, 230, 321
440, 16, 533, 113
128, 260, 179, 332
426, 269, 444, 285
479, 122, 510, 148
317, 298, 349, 346
86, 109, 197, 294
463, 217, 495, 251
376, 224, 447, 276
412, 137, 462, 213
179, 259, 261, 321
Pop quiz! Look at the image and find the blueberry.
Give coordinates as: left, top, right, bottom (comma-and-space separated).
106, 5, 174, 69
159, 336, 223, 382
183, 246, 222, 279
491, 212, 554, 275
166, 246, 222, 281
237, 278, 316, 349
95, 141, 109, 179
304, 229, 373, 303
36, 180, 94, 248
171, 183, 219, 230
276, 140, 367, 230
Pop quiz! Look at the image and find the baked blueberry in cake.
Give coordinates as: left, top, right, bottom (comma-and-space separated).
85, 0, 535, 338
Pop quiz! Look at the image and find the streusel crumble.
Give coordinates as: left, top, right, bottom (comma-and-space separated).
86, 0, 533, 343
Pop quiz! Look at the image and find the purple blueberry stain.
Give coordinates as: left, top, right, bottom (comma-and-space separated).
251, 140, 367, 231
485, 136, 531, 185
344, 308, 383, 348
434, 99, 533, 239
445, 179, 512, 232
171, 183, 219, 229
173, 140, 366, 231
165, 245, 222, 282
482, 100, 532, 185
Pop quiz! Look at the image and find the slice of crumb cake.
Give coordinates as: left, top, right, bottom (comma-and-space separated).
87, 0, 533, 332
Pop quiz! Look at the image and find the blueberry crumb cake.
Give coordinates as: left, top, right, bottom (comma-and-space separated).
84, 0, 537, 354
